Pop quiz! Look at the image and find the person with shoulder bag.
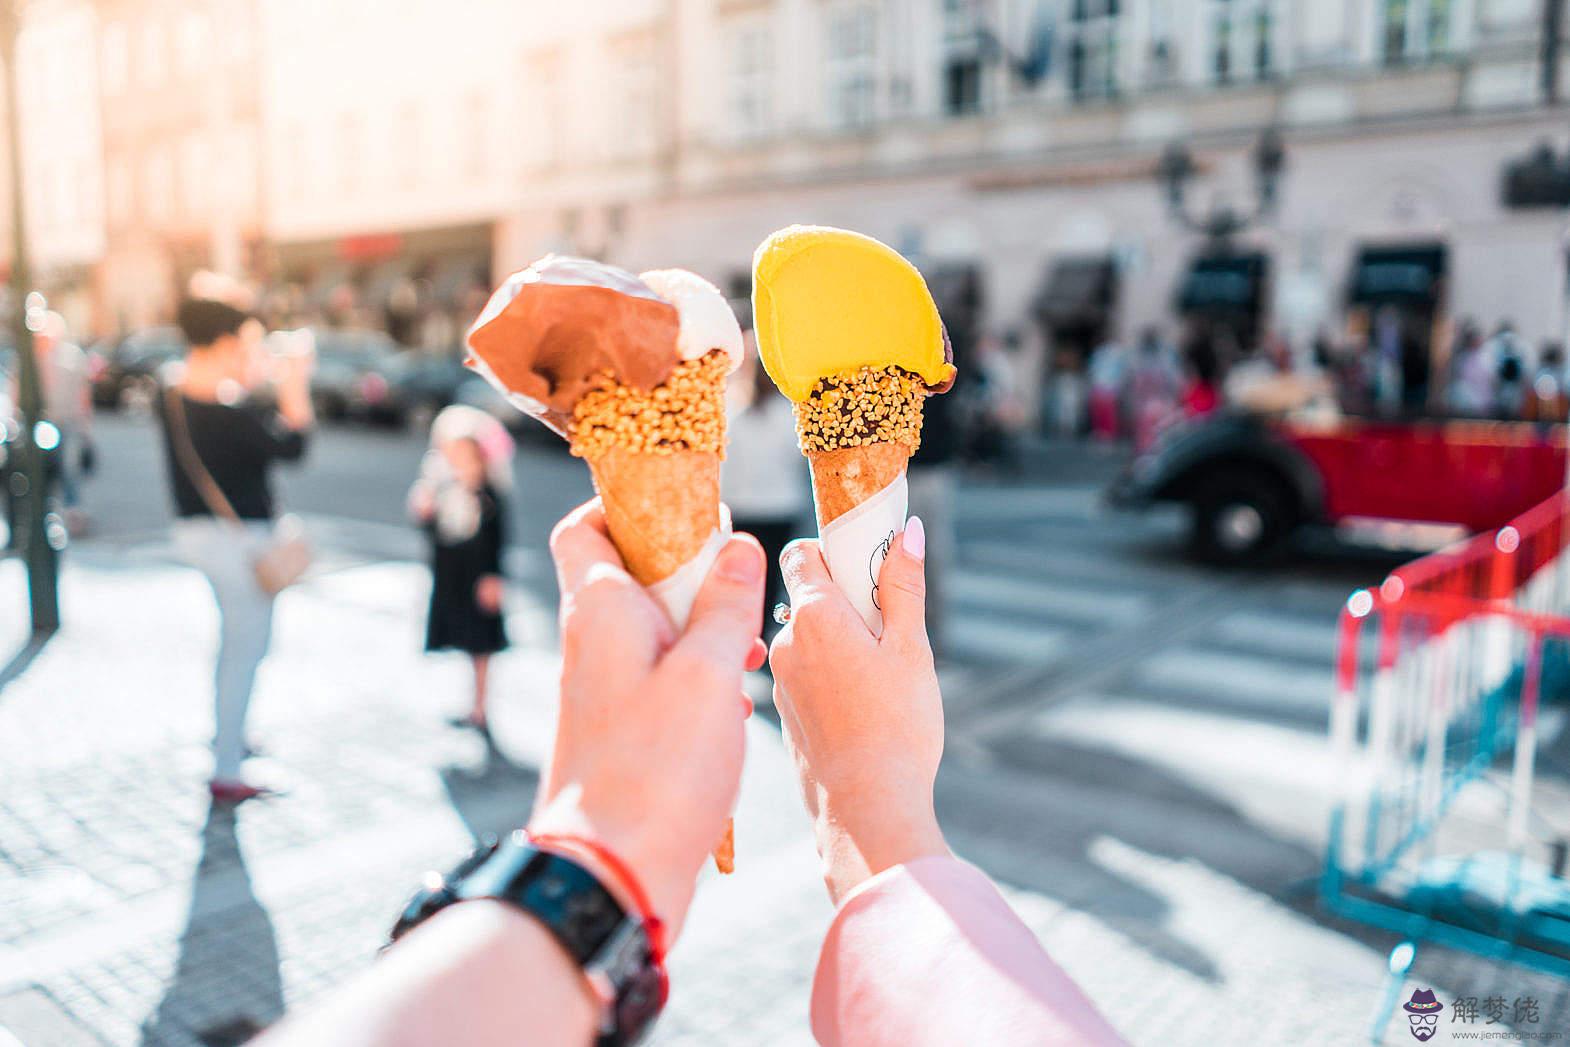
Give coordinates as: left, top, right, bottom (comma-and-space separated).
159, 285, 315, 803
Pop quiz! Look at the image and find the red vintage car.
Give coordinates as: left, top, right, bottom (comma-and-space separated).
1108, 409, 1567, 563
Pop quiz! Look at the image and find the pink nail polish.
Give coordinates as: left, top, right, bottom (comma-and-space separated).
904, 516, 926, 561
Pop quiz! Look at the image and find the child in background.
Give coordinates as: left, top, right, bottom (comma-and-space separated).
409, 405, 514, 731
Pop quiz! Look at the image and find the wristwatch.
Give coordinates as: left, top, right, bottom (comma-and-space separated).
389, 830, 667, 1045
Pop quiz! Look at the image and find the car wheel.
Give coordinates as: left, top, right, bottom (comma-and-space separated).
1190, 472, 1295, 566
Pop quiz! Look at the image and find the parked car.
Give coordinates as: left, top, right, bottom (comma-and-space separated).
383, 349, 556, 441
1108, 408, 1567, 564
309, 328, 401, 421
91, 327, 186, 409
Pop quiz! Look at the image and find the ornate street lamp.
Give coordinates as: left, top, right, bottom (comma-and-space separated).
2, 0, 61, 635
1158, 127, 1288, 243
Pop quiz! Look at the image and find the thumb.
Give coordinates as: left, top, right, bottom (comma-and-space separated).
668, 534, 766, 672
877, 516, 928, 646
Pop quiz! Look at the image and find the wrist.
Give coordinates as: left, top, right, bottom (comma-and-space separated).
814, 791, 948, 905
528, 790, 694, 939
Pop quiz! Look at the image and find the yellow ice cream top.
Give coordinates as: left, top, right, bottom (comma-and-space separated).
752, 225, 956, 402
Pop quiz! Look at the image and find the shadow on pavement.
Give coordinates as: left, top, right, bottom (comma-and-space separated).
943, 735, 1322, 985
139, 804, 283, 1047
0, 630, 51, 697
439, 733, 541, 843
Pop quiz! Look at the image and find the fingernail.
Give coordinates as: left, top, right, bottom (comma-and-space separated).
719, 540, 764, 584
904, 516, 926, 561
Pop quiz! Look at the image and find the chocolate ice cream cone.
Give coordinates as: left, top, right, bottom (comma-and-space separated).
570, 351, 737, 873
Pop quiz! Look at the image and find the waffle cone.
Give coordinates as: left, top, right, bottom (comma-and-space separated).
806, 442, 912, 528
586, 446, 721, 587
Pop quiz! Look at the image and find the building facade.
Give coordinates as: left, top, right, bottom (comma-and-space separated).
93, 0, 265, 331
498, 0, 1570, 389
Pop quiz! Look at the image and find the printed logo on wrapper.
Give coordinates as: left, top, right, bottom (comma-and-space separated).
820, 473, 908, 635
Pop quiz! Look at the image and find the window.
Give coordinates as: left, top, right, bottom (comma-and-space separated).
1066, 0, 1120, 101
464, 92, 491, 180
337, 114, 362, 195
107, 157, 132, 225
825, 3, 878, 130
143, 146, 174, 225
524, 51, 564, 170
176, 11, 207, 72
397, 102, 423, 188
941, 0, 984, 116
1382, 0, 1453, 64
1210, 0, 1276, 83
102, 22, 129, 94
139, 21, 165, 84
179, 134, 208, 217
727, 18, 773, 140
607, 32, 659, 161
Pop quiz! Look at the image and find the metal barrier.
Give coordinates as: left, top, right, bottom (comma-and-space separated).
1322, 489, 1570, 977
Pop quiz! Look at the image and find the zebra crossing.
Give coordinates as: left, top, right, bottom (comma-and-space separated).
941, 483, 1362, 853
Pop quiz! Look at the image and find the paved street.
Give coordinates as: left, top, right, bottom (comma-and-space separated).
3, 412, 1569, 1045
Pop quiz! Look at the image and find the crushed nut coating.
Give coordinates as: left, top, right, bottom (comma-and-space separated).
794, 365, 925, 453
569, 350, 728, 458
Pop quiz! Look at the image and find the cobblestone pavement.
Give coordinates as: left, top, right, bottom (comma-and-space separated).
4, 443, 1570, 1044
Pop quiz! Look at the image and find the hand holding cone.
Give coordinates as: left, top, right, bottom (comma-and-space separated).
751, 226, 955, 633
466, 256, 744, 873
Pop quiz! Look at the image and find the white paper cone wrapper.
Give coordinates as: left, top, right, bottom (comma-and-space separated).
647, 521, 733, 630
819, 472, 908, 636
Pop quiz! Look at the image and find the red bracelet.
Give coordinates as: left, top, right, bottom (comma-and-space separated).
526, 831, 668, 962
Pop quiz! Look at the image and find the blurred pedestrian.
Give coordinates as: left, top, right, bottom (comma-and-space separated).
1085, 333, 1126, 441
1487, 321, 1528, 419
723, 325, 808, 637
1446, 322, 1493, 417
964, 333, 1025, 472
1526, 341, 1569, 423
22, 311, 95, 533
159, 284, 315, 803
409, 405, 514, 731
1128, 327, 1181, 451
909, 361, 958, 657
1181, 330, 1221, 420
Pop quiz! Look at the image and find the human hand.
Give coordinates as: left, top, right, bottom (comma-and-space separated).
769, 518, 949, 904
407, 482, 436, 522
528, 500, 766, 937
475, 574, 504, 614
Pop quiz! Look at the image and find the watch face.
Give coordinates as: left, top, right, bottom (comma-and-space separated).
613, 963, 668, 1044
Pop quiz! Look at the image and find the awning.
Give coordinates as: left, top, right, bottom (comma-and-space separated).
1347, 243, 1447, 305
1034, 256, 1117, 327
1176, 252, 1268, 315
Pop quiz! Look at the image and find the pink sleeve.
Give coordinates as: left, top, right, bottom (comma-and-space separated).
810, 856, 1127, 1047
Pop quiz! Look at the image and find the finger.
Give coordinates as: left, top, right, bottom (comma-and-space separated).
745, 637, 767, 673
779, 539, 838, 605
549, 499, 622, 597
877, 516, 928, 647
550, 499, 669, 668
664, 534, 766, 681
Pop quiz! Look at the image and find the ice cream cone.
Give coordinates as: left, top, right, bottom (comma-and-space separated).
806, 442, 912, 528
586, 445, 722, 587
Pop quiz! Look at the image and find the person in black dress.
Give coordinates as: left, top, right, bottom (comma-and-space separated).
409, 406, 512, 730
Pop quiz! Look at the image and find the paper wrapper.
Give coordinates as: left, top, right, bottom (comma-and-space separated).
807, 443, 912, 635
584, 445, 737, 873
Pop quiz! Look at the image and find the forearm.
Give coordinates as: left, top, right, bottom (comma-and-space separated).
260, 901, 597, 1047
276, 382, 315, 431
